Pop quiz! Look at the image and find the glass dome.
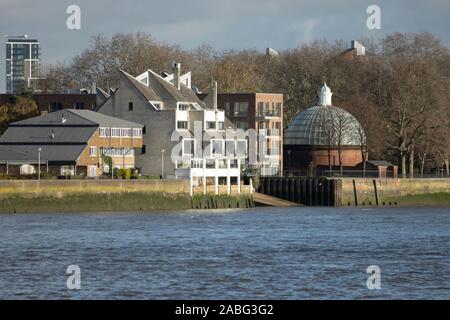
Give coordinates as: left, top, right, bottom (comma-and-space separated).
284, 105, 365, 146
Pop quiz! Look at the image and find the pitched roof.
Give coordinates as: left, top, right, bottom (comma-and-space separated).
120, 70, 162, 102
0, 126, 97, 144
10, 109, 143, 128
69, 109, 143, 127
119, 69, 206, 109
0, 144, 85, 163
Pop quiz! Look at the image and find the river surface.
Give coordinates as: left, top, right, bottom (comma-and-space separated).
0, 207, 449, 299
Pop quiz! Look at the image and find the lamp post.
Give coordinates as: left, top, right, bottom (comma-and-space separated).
161, 149, 165, 179
37, 147, 42, 181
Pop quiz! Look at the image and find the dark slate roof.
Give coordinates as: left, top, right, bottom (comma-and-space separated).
69, 109, 143, 127
0, 126, 96, 144
10, 109, 143, 128
0, 144, 85, 163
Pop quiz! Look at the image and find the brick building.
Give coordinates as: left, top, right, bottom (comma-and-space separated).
198, 92, 284, 176
0, 110, 143, 177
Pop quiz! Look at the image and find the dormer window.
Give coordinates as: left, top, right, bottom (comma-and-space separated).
178, 104, 188, 111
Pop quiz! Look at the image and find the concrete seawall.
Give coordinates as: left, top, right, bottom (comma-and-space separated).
0, 180, 253, 213
340, 178, 450, 206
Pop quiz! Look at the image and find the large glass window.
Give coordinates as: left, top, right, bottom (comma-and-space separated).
212, 140, 224, 156
234, 102, 248, 117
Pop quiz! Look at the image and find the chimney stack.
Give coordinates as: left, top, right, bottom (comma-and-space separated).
172, 61, 181, 90
212, 80, 218, 110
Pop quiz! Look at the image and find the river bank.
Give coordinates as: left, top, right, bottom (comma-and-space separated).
0, 180, 254, 213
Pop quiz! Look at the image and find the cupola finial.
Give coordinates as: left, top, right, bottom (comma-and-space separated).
318, 83, 333, 106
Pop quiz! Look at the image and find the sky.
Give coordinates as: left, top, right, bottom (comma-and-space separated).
0, 0, 449, 92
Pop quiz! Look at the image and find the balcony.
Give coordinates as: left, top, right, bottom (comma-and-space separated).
258, 129, 281, 137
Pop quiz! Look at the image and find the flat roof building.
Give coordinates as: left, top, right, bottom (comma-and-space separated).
5, 35, 40, 94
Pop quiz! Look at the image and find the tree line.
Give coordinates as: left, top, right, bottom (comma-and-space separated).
40, 32, 450, 177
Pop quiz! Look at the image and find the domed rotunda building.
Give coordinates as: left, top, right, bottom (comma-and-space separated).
284, 83, 365, 175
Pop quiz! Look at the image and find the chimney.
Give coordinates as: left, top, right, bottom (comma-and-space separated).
172, 61, 181, 90
351, 40, 366, 56
212, 80, 218, 110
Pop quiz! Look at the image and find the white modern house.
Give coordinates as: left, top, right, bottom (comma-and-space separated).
96, 63, 248, 194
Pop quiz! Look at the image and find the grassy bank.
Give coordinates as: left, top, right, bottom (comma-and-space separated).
383, 192, 450, 207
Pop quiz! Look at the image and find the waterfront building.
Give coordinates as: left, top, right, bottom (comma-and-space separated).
198, 92, 284, 176
0, 110, 143, 177
284, 83, 365, 176
96, 63, 247, 193
5, 35, 40, 94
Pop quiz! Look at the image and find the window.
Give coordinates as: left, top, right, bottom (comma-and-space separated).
235, 121, 249, 130
120, 128, 132, 137
178, 104, 188, 111
218, 122, 225, 130
236, 140, 247, 156
275, 102, 282, 116
258, 102, 264, 116
212, 140, 224, 156
177, 121, 188, 130
89, 147, 97, 156
111, 128, 121, 137
74, 102, 84, 109
206, 121, 216, 130
225, 102, 231, 115
129, 102, 133, 111
99, 127, 108, 137
234, 102, 248, 117
132, 128, 142, 137
141, 145, 146, 154
225, 139, 236, 156
142, 126, 146, 135
183, 139, 195, 156
265, 102, 270, 116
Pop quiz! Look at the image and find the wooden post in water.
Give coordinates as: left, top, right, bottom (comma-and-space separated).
373, 179, 379, 206
353, 179, 358, 206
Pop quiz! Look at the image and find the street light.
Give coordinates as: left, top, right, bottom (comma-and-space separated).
161, 149, 165, 179
37, 147, 42, 180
